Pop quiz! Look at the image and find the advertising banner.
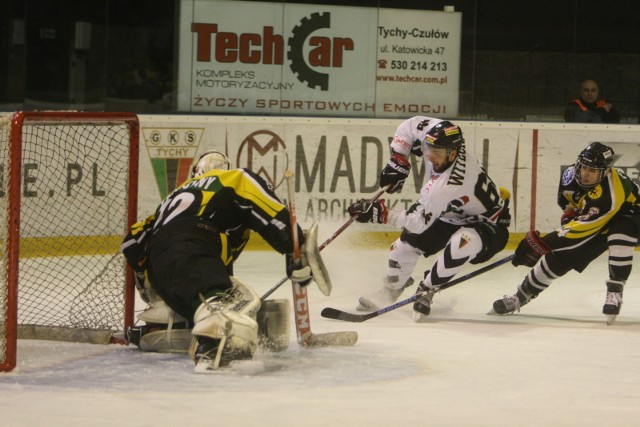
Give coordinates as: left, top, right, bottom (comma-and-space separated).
178, 0, 461, 117
375, 8, 461, 117
138, 116, 640, 237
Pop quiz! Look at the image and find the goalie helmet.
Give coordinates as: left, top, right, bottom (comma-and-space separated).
424, 121, 464, 152
574, 142, 615, 188
190, 151, 231, 178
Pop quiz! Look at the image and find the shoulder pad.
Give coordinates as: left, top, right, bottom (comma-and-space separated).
561, 166, 575, 186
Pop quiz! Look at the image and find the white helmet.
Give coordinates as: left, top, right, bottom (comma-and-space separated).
190, 151, 231, 178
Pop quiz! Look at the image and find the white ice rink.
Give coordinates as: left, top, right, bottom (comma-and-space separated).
3, 238, 640, 427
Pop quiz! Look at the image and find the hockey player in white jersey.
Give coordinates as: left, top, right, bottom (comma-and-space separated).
348, 117, 511, 321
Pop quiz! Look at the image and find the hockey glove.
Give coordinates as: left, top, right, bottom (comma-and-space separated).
285, 253, 313, 287
379, 152, 410, 194
348, 199, 388, 224
512, 230, 551, 267
560, 207, 578, 225
497, 197, 511, 229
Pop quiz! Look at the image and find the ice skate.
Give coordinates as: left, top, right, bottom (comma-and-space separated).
603, 281, 623, 325
489, 289, 531, 315
489, 277, 536, 315
357, 278, 414, 311
412, 281, 437, 322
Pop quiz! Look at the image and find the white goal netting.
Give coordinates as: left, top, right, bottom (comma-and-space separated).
0, 112, 138, 371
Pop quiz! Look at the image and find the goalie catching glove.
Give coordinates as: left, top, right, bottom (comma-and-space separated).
348, 199, 388, 224
379, 152, 410, 194
512, 230, 551, 267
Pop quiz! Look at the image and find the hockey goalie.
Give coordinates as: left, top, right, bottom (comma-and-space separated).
121, 151, 330, 372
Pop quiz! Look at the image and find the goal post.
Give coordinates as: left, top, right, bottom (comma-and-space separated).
0, 111, 139, 372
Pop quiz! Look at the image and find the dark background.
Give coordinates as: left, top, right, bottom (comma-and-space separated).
1, 0, 638, 121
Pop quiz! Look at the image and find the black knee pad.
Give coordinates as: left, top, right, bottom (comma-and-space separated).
470, 222, 509, 265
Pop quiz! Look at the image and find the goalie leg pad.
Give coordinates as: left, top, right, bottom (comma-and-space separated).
229, 276, 261, 318
138, 328, 193, 353
257, 299, 290, 352
132, 298, 191, 353
303, 222, 332, 296
138, 299, 187, 325
191, 308, 258, 356
189, 293, 259, 368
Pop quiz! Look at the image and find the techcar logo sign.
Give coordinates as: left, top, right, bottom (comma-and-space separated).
191, 12, 354, 90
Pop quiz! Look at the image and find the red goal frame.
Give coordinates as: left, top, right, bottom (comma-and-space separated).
0, 111, 139, 372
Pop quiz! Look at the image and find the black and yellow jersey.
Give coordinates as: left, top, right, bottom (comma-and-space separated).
122, 168, 296, 271
545, 165, 640, 250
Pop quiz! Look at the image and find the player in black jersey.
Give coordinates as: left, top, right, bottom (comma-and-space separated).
121, 151, 317, 371
492, 142, 640, 324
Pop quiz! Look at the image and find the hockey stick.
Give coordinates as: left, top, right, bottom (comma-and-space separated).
321, 254, 515, 322
260, 185, 390, 301
284, 170, 358, 346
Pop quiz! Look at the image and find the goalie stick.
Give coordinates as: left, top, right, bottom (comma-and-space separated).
260, 185, 390, 301
284, 170, 358, 346
321, 254, 515, 323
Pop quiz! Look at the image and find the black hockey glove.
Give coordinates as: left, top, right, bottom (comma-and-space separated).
379, 153, 410, 194
285, 253, 312, 287
497, 198, 511, 228
512, 230, 551, 267
348, 199, 388, 224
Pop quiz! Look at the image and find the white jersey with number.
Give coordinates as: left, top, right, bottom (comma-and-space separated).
389, 116, 446, 167
389, 143, 504, 235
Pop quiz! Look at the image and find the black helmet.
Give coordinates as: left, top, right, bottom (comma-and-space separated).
575, 142, 615, 188
424, 121, 464, 151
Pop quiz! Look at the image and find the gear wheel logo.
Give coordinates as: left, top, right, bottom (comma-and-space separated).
288, 12, 330, 91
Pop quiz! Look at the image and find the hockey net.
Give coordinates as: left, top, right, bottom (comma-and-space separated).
0, 111, 139, 372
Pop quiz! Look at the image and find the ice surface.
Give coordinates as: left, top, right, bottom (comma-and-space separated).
2, 242, 640, 427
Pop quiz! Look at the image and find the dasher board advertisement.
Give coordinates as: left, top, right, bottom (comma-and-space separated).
177, 0, 461, 117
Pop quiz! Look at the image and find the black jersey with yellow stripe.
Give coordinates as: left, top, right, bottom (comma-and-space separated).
546, 165, 640, 250
122, 168, 295, 271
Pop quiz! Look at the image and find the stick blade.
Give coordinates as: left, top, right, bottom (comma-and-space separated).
305, 331, 358, 346
321, 307, 374, 323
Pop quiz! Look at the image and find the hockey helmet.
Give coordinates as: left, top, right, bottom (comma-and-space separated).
190, 151, 231, 178
574, 142, 615, 188
424, 121, 464, 152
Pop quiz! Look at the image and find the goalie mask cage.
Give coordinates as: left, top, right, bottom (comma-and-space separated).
0, 111, 139, 372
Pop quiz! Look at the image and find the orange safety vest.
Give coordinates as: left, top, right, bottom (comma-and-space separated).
572, 99, 606, 111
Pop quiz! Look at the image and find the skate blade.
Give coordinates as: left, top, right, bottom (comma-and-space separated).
412, 311, 426, 323
606, 315, 617, 325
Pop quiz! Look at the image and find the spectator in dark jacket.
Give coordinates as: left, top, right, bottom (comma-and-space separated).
564, 79, 620, 123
